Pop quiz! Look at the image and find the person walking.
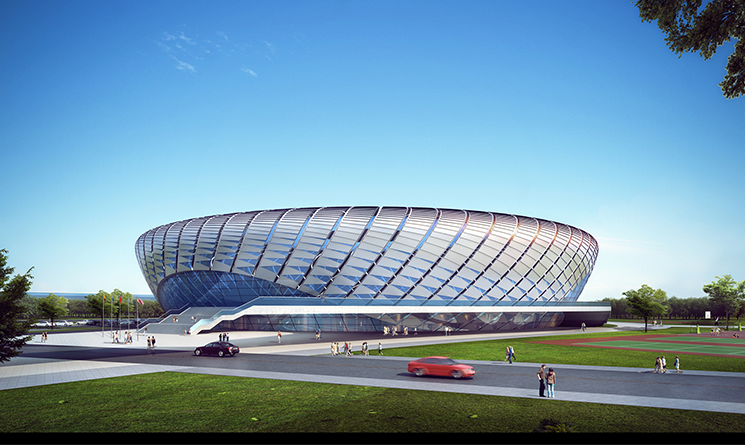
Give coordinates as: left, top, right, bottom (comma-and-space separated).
654, 357, 660, 373
537, 364, 547, 397
378, 342, 383, 355
277, 330, 282, 344
581, 322, 586, 331
508, 346, 515, 364
151, 336, 156, 350
661, 356, 668, 373
546, 368, 556, 398
674, 355, 681, 373
147, 336, 152, 353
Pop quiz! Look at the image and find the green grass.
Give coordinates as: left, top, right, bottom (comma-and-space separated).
1, 372, 743, 433
2, 327, 744, 433
376, 327, 745, 373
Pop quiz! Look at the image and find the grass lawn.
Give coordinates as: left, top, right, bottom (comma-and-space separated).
376, 327, 745, 373
1, 327, 743, 433
1, 372, 743, 433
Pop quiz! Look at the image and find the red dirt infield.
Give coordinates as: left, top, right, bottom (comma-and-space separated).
529, 333, 745, 358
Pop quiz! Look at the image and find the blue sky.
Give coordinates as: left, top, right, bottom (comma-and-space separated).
2, 0, 743, 302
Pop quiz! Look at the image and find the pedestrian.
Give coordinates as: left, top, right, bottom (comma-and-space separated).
537, 364, 547, 397
277, 330, 282, 344
318, 328, 322, 340
674, 356, 681, 373
378, 342, 383, 355
151, 336, 156, 350
654, 357, 660, 373
147, 336, 152, 352
581, 322, 586, 331
546, 368, 556, 398
414, 327, 418, 335
661, 356, 667, 373
508, 346, 515, 363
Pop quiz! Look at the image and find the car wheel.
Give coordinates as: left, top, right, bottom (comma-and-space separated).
451, 370, 462, 379
194, 349, 201, 356
218, 350, 225, 357
414, 368, 426, 377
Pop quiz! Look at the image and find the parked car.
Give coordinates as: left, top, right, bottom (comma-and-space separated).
407, 356, 475, 379
194, 342, 239, 357
55, 320, 73, 327
34, 321, 52, 327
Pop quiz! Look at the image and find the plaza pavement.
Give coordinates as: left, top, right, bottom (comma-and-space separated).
1, 323, 744, 415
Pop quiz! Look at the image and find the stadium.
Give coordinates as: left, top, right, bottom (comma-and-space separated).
135, 207, 609, 334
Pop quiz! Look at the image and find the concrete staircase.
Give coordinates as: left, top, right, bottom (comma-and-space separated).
142, 307, 232, 335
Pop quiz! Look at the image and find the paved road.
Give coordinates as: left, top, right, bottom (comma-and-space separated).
3, 325, 745, 414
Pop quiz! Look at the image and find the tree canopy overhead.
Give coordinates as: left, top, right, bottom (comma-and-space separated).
635, 0, 745, 99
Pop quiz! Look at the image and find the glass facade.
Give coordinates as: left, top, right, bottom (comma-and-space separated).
135, 206, 601, 332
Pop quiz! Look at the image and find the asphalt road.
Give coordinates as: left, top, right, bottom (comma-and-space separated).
19, 344, 745, 405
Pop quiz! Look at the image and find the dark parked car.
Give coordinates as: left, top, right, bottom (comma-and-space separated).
194, 342, 239, 357
408, 356, 475, 379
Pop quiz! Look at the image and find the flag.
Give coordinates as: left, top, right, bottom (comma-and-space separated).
137, 298, 144, 305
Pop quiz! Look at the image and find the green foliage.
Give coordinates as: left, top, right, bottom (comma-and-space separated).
635, 0, 745, 98
703, 275, 745, 329
623, 285, 668, 332
37, 293, 69, 328
0, 249, 34, 363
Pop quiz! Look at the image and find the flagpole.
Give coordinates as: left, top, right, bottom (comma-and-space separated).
102, 294, 105, 339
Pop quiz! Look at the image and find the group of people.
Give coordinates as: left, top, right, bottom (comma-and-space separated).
536, 364, 557, 398
382, 325, 417, 336
146, 336, 156, 352
39, 332, 49, 342
330, 341, 382, 356
218, 332, 230, 342
315, 329, 323, 340
504, 345, 516, 364
654, 355, 681, 373
113, 331, 134, 344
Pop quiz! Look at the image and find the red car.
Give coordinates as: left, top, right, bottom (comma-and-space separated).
408, 356, 475, 379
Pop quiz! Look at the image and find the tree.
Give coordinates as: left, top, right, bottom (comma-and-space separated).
37, 293, 69, 328
0, 249, 34, 363
635, 0, 745, 99
703, 275, 744, 330
85, 290, 110, 323
623, 284, 668, 332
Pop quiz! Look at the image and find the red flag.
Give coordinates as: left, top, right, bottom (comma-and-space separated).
137, 298, 144, 305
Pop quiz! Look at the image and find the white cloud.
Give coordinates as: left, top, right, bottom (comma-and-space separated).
169, 55, 195, 73
242, 68, 257, 77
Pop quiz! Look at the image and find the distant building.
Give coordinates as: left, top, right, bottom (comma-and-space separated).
136, 207, 608, 332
